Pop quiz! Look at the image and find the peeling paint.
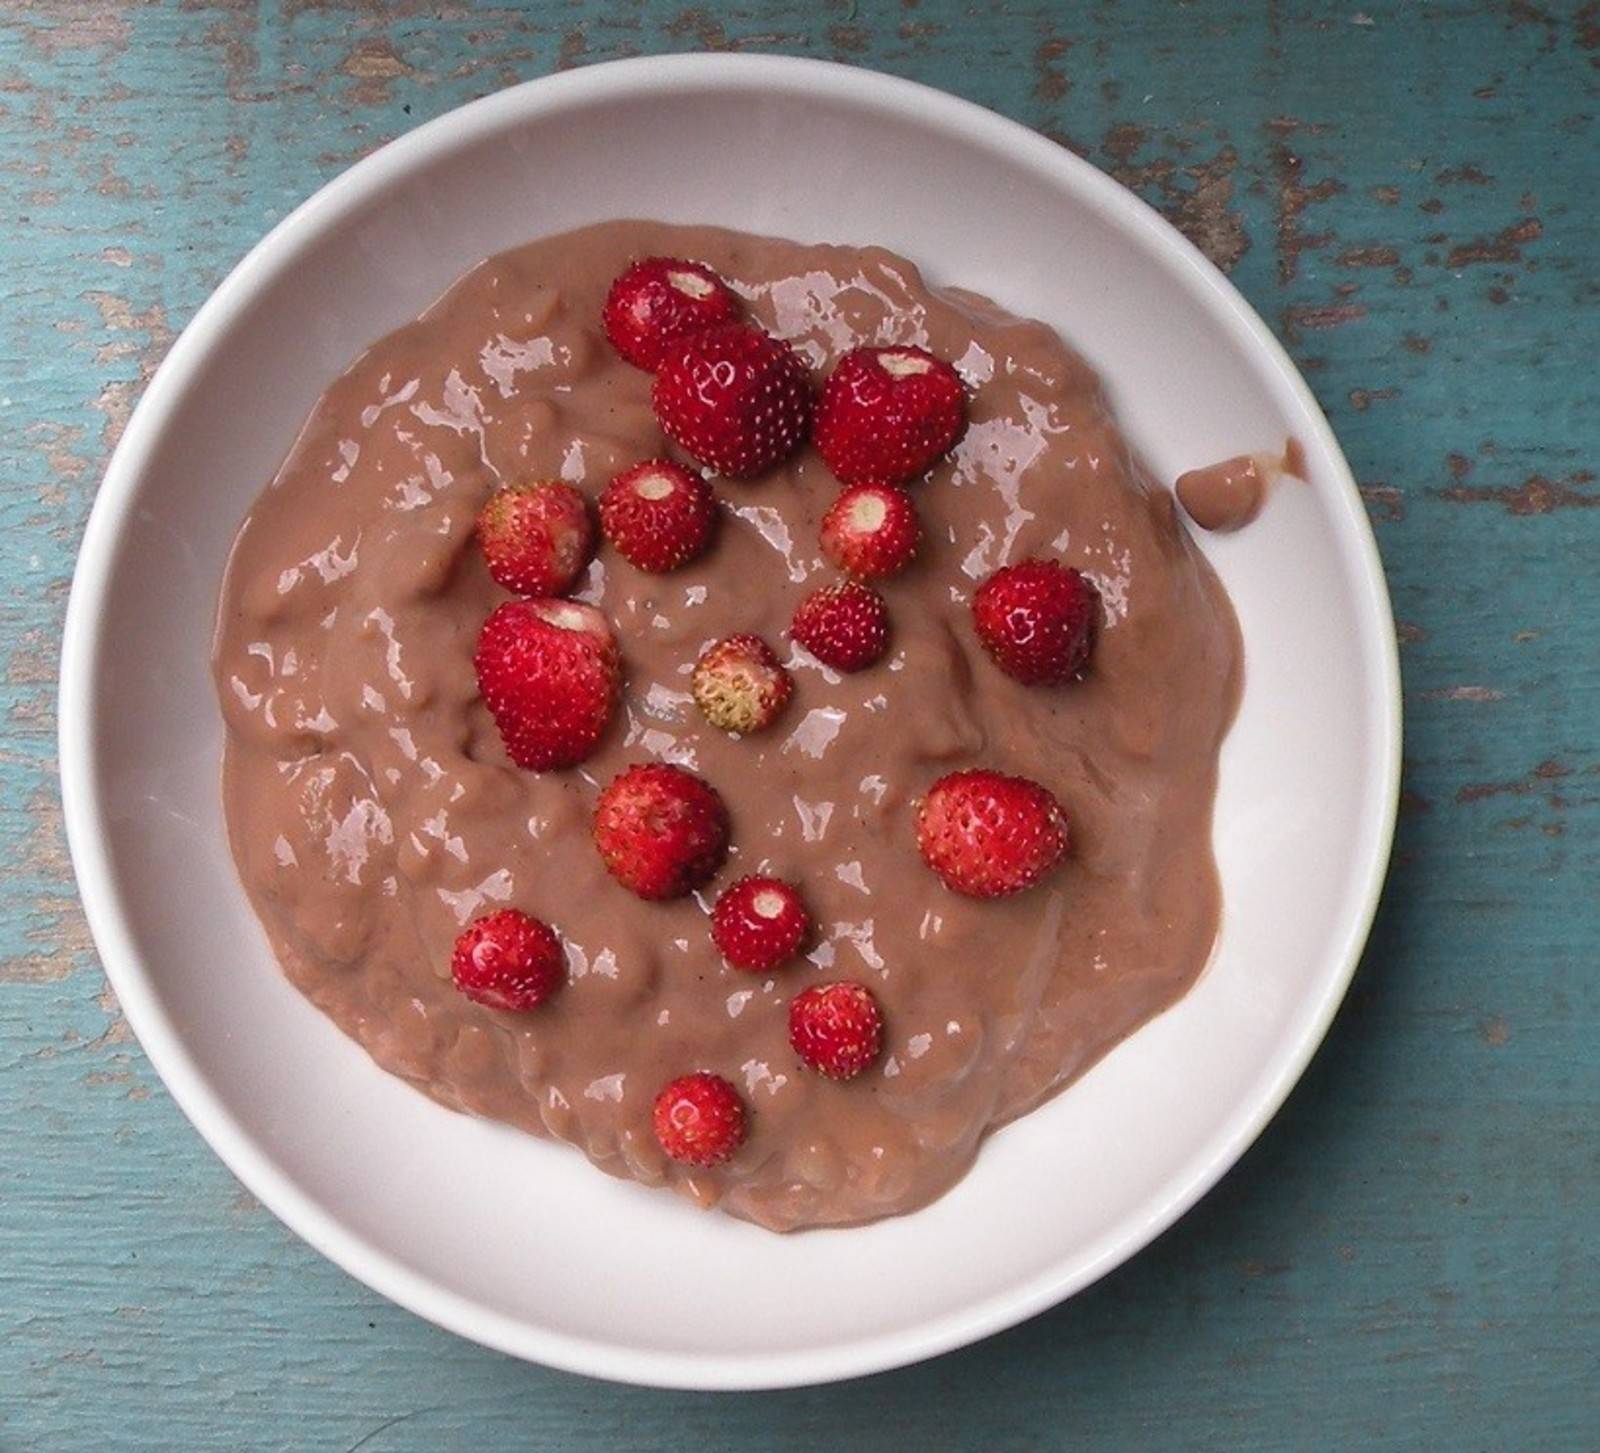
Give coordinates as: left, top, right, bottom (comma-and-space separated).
1578, 0, 1600, 55
21, 7, 132, 60
1349, 387, 1398, 412
1283, 302, 1367, 338
1269, 118, 1343, 284
1034, 36, 1071, 103
663, 8, 731, 51
339, 37, 416, 105
0, 898, 94, 984
1338, 246, 1399, 268
1104, 129, 1250, 273
1436, 473, 1598, 514
1359, 483, 1405, 522
1447, 217, 1543, 268
1457, 759, 1574, 804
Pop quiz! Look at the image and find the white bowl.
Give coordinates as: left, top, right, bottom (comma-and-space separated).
59, 55, 1400, 1390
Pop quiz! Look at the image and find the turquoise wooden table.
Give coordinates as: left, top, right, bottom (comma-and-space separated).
4, 2, 1596, 1447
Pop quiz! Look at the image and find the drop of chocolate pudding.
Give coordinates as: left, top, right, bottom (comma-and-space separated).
1176, 439, 1305, 533
213, 221, 1243, 1231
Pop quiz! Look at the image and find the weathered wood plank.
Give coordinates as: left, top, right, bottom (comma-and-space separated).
1, 1, 1595, 1447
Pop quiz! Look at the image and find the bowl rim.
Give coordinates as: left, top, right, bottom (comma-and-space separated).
58, 52, 1402, 1391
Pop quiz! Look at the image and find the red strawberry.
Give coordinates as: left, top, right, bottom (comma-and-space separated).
652, 1071, 747, 1167
652, 323, 812, 479
603, 257, 741, 371
598, 459, 718, 572
973, 559, 1100, 685
820, 483, 921, 579
790, 579, 889, 672
691, 633, 792, 734
475, 479, 594, 597
450, 909, 564, 1012
789, 982, 884, 1080
711, 876, 811, 972
916, 769, 1069, 899
593, 762, 729, 900
474, 600, 619, 770
814, 345, 967, 486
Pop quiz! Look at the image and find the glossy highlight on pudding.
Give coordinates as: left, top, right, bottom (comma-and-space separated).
212, 221, 1242, 1231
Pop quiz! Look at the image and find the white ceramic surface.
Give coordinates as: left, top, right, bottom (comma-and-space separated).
59, 55, 1400, 1390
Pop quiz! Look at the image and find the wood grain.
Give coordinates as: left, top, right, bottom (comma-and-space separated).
2, 1, 1596, 1447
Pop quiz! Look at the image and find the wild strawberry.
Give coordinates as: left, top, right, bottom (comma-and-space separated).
652, 1071, 747, 1167
814, 345, 967, 486
603, 257, 741, 371
475, 479, 593, 597
711, 876, 810, 972
916, 769, 1069, 899
598, 459, 717, 572
820, 483, 921, 579
593, 762, 729, 900
788, 982, 884, 1080
691, 633, 792, 734
474, 599, 619, 770
973, 559, 1100, 685
450, 909, 564, 1012
652, 323, 812, 479
790, 579, 889, 672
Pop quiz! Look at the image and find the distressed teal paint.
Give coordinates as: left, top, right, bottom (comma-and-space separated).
2, 1, 1596, 1448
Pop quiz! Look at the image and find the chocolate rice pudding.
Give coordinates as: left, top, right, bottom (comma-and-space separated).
213, 221, 1243, 1230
